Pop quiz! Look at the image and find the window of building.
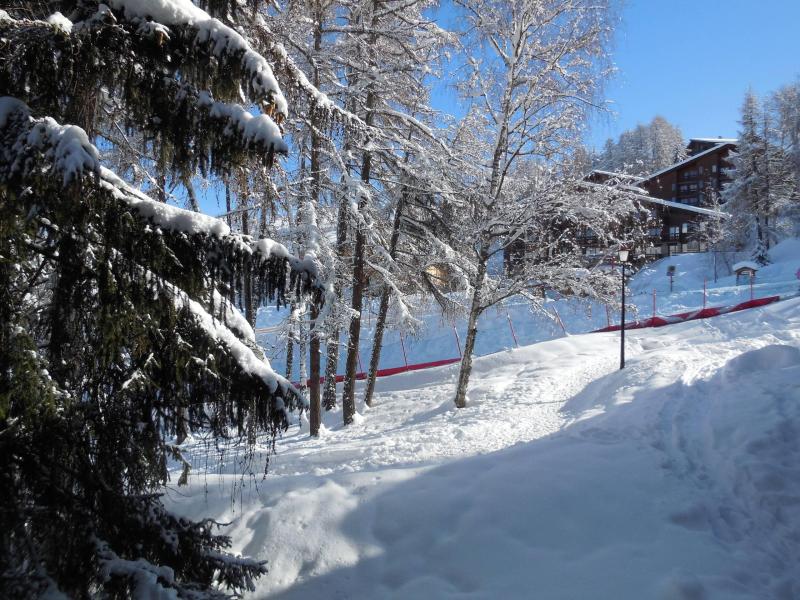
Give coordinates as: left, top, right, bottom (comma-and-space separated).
681, 223, 689, 234
712, 165, 717, 173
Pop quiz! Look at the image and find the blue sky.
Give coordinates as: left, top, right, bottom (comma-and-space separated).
199, 0, 800, 215
587, 0, 800, 149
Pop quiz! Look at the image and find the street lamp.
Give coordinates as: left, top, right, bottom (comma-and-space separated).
619, 248, 629, 370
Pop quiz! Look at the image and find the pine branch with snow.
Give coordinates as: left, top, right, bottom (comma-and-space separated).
0, 2, 322, 597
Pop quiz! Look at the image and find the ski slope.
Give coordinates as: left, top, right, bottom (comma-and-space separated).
167, 295, 800, 599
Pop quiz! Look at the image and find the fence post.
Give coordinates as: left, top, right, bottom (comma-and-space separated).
750, 274, 754, 301
552, 306, 567, 335
504, 304, 519, 347
605, 304, 612, 328
357, 350, 363, 374
399, 331, 409, 368
452, 322, 463, 358
703, 278, 707, 309
652, 289, 657, 320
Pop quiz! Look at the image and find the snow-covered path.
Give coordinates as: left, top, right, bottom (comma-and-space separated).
168, 298, 800, 599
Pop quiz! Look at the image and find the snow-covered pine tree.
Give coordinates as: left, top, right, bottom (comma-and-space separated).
0, 2, 321, 597
595, 116, 686, 176
759, 107, 795, 251
649, 116, 687, 171
723, 91, 764, 253
723, 89, 794, 262
767, 82, 800, 236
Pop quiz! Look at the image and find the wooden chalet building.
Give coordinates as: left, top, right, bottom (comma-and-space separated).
579, 138, 736, 261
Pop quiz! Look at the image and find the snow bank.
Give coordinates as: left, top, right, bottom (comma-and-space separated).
168, 297, 800, 599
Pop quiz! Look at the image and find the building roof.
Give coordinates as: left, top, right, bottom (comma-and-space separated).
636, 194, 727, 218
583, 181, 728, 218
733, 261, 760, 272
689, 137, 738, 144
641, 142, 736, 183
588, 169, 645, 183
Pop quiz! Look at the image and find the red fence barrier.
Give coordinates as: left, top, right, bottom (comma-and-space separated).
298, 293, 794, 387
592, 295, 782, 333
304, 357, 462, 386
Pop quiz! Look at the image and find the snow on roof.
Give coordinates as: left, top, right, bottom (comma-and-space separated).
639, 195, 727, 218
642, 142, 736, 182
589, 169, 645, 182
732, 261, 760, 272
583, 180, 728, 218
690, 137, 738, 144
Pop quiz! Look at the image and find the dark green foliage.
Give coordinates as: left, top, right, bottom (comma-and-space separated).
0, 1, 319, 597
0, 7, 283, 176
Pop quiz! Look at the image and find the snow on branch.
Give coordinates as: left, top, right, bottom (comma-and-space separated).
196, 91, 287, 154
107, 0, 288, 116
1, 97, 321, 293
174, 283, 302, 407
0, 97, 99, 186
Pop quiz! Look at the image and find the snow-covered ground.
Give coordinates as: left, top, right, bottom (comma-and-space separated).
168, 291, 800, 599
258, 239, 800, 379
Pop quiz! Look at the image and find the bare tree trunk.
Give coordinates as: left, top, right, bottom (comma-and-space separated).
182, 173, 200, 212
453, 249, 488, 408
322, 337, 339, 410
157, 170, 167, 202
321, 195, 348, 412
240, 201, 255, 326
285, 335, 294, 380
308, 7, 323, 436
341, 143, 371, 424
452, 87, 508, 408
285, 304, 296, 380
298, 311, 308, 403
341, 0, 380, 425
309, 304, 321, 434
225, 180, 233, 227
363, 194, 405, 407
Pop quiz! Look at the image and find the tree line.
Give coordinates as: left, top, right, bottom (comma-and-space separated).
722, 84, 800, 263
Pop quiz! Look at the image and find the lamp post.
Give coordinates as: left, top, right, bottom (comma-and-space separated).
619, 248, 629, 370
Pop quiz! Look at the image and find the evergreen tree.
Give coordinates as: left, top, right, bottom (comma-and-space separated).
768, 81, 800, 235
723, 90, 794, 261
595, 115, 686, 176
0, 2, 321, 597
